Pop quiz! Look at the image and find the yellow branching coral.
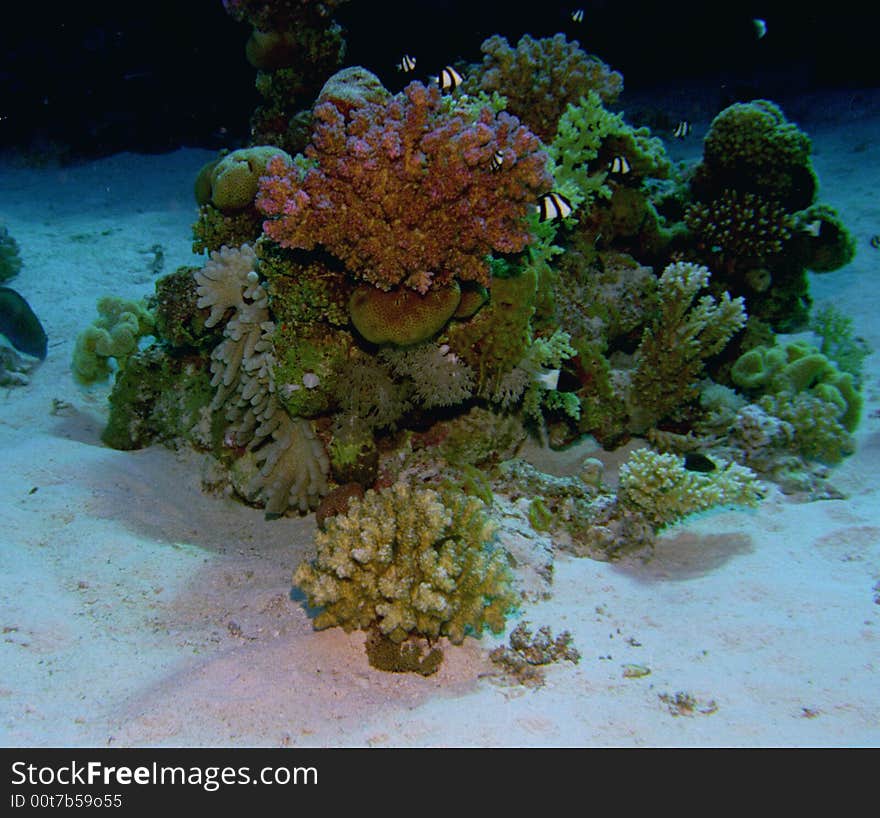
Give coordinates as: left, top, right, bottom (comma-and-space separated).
618, 448, 761, 530
293, 481, 517, 644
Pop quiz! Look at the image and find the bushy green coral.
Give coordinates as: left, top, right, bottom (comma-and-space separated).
192, 205, 264, 256
629, 261, 746, 431
260, 243, 350, 331
446, 267, 536, 396
293, 481, 517, 645
618, 448, 761, 530
810, 304, 869, 383
694, 99, 816, 210
0, 224, 23, 282
72, 296, 155, 385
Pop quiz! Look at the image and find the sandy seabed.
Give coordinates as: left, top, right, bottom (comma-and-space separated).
1, 88, 878, 748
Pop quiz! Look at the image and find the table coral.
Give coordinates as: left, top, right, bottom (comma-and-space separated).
293, 481, 517, 645
256, 75, 552, 293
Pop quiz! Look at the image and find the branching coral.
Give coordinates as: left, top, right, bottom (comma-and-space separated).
0, 224, 22, 282
468, 34, 623, 143
293, 481, 517, 645
628, 261, 746, 431
692, 99, 816, 210
380, 342, 476, 410
257, 76, 552, 292
684, 189, 794, 275
617, 448, 761, 530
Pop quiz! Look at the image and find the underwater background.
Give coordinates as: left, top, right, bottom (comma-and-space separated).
0, 0, 878, 746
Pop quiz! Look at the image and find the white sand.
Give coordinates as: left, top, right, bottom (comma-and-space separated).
1, 92, 878, 747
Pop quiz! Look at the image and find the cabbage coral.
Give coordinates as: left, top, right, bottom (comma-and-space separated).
293, 481, 516, 644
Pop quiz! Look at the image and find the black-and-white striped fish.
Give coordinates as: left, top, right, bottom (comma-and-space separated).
489, 150, 504, 172
437, 65, 463, 91
673, 120, 690, 139
397, 54, 417, 73
608, 155, 631, 174
571, 9, 584, 23
537, 192, 573, 222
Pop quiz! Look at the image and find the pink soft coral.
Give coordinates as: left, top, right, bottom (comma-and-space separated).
256, 80, 552, 291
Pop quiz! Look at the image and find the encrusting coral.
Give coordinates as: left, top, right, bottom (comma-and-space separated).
293, 481, 517, 649
617, 448, 761, 530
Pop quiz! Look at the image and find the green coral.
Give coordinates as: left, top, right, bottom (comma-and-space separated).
192, 205, 264, 256
293, 481, 517, 645
618, 448, 761, 530
694, 99, 816, 210
258, 241, 351, 331
446, 267, 536, 396
72, 296, 155, 385
207, 146, 294, 213
684, 189, 794, 274
793, 203, 856, 273
730, 340, 862, 433
757, 392, 855, 464
629, 261, 746, 432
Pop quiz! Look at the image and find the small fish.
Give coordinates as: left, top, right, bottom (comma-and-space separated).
684, 452, 716, 473
803, 219, 822, 237
537, 192, 573, 222
608, 155, 631, 175
571, 9, 584, 23
0, 286, 47, 360
673, 120, 690, 139
397, 54, 416, 73
437, 65, 463, 92
871, 235, 880, 249
489, 150, 504, 172
753, 18, 767, 38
